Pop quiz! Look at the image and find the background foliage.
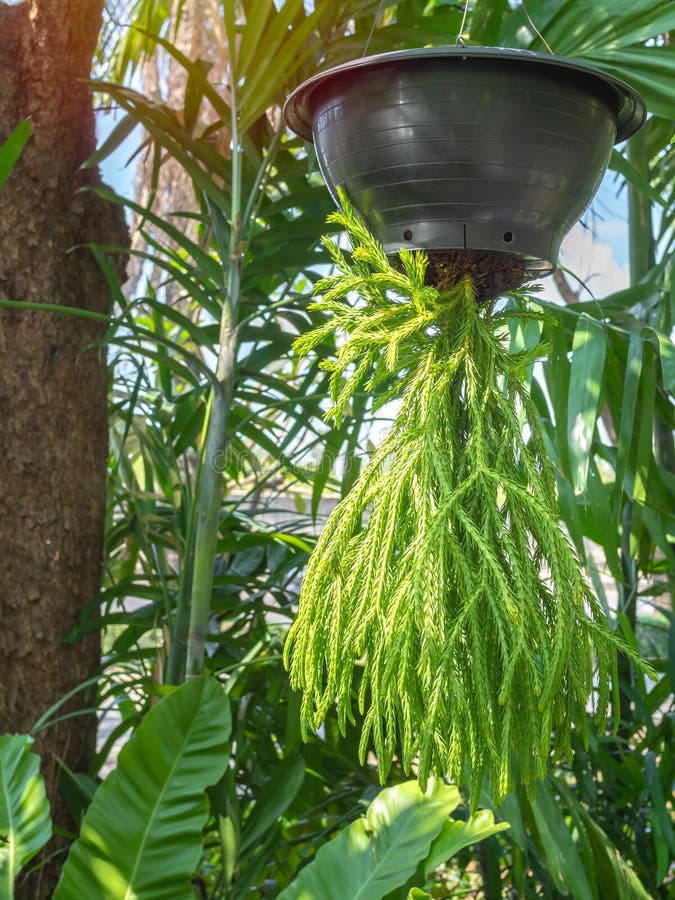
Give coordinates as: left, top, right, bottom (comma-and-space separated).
4, 0, 673, 897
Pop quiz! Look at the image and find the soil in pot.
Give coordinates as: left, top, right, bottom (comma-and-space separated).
423, 249, 528, 300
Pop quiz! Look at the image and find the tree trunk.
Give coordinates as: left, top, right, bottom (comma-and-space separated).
0, 2, 127, 896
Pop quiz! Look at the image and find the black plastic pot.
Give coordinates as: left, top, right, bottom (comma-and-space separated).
284, 47, 645, 277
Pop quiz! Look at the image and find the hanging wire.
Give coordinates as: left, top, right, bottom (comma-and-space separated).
362, 0, 387, 58
455, 1, 470, 47
521, 0, 554, 54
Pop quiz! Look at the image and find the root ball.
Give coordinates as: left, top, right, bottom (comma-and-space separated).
423, 250, 528, 301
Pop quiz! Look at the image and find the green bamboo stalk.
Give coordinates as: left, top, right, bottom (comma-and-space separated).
167, 139, 283, 683
184, 70, 242, 681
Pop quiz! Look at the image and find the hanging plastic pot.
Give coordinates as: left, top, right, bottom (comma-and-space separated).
284, 47, 645, 289
282, 50, 651, 805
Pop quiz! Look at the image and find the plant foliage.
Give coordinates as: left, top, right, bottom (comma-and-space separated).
54, 678, 231, 899
0, 120, 31, 192
285, 197, 646, 805
279, 779, 507, 900
59, 0, 673, 895
0, 735, 51, 900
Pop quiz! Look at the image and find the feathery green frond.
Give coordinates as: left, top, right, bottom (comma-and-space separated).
285, 199, 647, 807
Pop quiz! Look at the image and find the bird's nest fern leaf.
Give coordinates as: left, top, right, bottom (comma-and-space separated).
284, 196, 648, 806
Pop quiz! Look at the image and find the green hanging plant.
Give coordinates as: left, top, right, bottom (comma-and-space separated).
284, 195, 645, 805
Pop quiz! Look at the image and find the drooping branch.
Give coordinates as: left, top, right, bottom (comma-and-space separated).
285, 199, 648, 807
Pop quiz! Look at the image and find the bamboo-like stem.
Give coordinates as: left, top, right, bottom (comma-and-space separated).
184, 64, 242, 681
180, 75, 284, 680
166, 130, 282, 683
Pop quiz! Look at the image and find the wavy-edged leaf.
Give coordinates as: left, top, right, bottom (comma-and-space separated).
423, 808, 509, 876
54, 678, 231, 900
279, 781, 461, 900
0, 735, 51, 898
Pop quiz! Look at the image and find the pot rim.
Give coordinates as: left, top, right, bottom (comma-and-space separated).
284, 45, 646, 144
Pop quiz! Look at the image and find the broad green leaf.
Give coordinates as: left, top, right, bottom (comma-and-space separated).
543, 322, 572, 472
279, 781, 460, 900
0, 735, 51, 899
494, 0, 675, 55
311, 418, 351, 519
568, 315, 607, 493
495, 1, 675, 117
423, 809, 509, 876
0, 120, 31, 191
54, 678, 231, 900
497, 792, 527, 852
495, 0, 566, 49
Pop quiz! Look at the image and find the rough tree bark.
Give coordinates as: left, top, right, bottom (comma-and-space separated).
0, 2, 127, 896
